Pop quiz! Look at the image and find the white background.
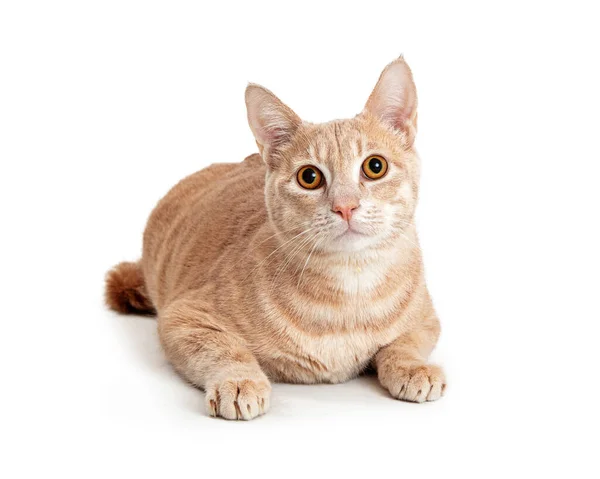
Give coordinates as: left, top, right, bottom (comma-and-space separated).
1, 1, 599, 478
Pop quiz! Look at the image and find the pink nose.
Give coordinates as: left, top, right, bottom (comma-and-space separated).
332, 202, 359, 222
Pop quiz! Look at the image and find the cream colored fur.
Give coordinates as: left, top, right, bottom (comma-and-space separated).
106, 57, 445, 420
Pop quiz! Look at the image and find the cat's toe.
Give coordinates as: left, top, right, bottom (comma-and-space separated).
379, 363, 446, 403
205, 376, 271, 420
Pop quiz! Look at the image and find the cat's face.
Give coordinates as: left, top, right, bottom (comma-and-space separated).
246, 57, 420, 254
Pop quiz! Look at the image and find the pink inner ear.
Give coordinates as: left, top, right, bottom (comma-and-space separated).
266, 126, 289, 146
365, 59, 417, 133
246, 84, 301, 149
381, 102, 410, 130
256, 111, 301, 148
375, 86, 415, 130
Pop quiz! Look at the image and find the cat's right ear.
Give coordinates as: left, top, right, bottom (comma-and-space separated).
245, 84, 301, 158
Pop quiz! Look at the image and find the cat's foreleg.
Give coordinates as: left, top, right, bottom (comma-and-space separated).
158, 297, 271, 420
374, 305, 446, 403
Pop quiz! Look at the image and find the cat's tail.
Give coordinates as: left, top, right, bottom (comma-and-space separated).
105, 261, 155, 315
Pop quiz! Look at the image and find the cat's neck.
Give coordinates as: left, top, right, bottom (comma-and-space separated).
262, 225, 420, 297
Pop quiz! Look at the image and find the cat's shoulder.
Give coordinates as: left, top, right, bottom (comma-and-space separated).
242, 153, 263, 166
177, 154, 263, 189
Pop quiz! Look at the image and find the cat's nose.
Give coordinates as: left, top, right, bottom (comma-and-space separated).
332, 201, 359, 222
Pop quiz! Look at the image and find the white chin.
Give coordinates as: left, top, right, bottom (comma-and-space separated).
327, 230, 376, 253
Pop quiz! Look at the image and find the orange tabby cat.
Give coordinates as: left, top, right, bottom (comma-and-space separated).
106, 57, 446, 420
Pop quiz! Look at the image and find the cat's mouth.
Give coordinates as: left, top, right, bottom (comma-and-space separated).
322, 222, 383, 252
336, 224, 367, 239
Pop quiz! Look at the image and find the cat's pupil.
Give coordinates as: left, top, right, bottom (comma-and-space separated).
369, 158, 382, 173
302, 168, 317, 184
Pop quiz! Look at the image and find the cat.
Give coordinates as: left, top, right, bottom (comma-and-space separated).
105, 56, 446, 420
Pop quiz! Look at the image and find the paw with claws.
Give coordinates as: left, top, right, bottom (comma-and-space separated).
378, 362, 446, 403
205, 373, 271, 420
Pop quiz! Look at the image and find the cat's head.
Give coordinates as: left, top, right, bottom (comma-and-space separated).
246, 57, 420, 254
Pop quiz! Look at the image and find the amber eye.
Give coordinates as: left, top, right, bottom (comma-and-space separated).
362, 155, 388, 180
297, 165, 324, 189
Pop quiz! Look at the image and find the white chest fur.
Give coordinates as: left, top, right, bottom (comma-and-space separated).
261, 256, 407, 383
278, 320, 402, 383
327, 256, 392, 294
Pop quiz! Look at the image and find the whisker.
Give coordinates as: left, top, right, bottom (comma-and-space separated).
296, 233, 326, 289
397, 231, 421, 250
240, 226, 315, 283
252, 219, 316, 249
269, 231, 319, 293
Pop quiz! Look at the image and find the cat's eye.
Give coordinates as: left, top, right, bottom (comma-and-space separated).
297, 165, 324, 190
362, 155, 388, 180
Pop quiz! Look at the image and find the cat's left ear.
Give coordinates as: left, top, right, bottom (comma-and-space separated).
245, 84, 302, 157
363, 56, 418, 145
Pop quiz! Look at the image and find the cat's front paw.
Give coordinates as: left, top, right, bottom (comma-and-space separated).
205, 374, 271, 420
378, 362, 446, 403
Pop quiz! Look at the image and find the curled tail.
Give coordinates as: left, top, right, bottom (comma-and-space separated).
105, 261, 155, 315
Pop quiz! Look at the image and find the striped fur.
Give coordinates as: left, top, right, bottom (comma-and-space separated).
106, 57, 445, 420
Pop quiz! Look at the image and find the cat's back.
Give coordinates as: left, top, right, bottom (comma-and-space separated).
142, 153, 266, 307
